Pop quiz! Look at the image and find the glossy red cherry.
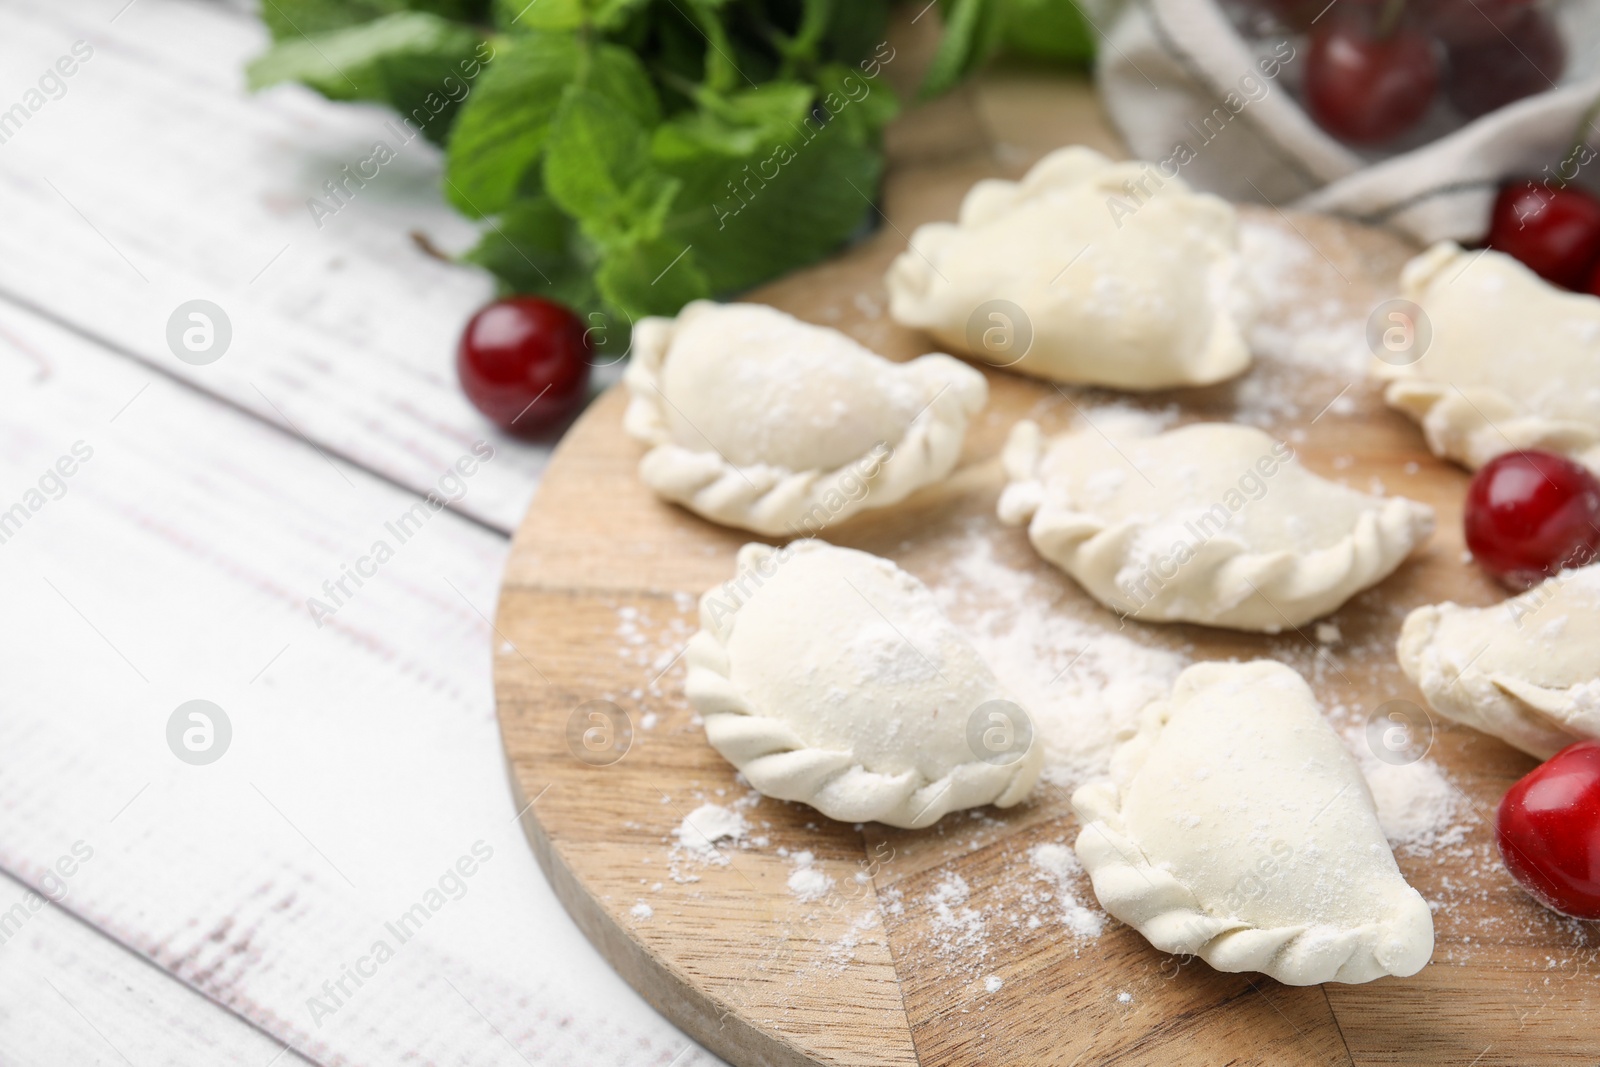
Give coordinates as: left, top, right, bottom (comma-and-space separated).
1464, 451, 1600, 590
457, 296, 590, 435
1444, 8, 1565, 119
1497, 741, 1600, 919
1306, 20, 1440, 144
1486, 182, 1600, 291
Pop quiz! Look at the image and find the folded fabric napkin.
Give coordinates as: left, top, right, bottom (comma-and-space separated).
1098, 0, 1600, 242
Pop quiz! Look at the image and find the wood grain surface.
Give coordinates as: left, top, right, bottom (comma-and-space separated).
0, 0, 554, 533
494, 77, 1600, 1067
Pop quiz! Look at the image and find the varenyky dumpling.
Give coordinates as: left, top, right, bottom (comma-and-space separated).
1073, 660, 1434, 985
684, 540, 1043, 828
1398, 562, 1600, 759
997, 420, 1434, 632
884, 146, 1252, 391
1374, 242, 1600, 473
622, 301, 986, 536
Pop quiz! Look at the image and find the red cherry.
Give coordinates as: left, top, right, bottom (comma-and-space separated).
457, 297, 590, 435
1444, 8, 1565, 119
1464, 450, 1600, 591
1497, 741, 1600, 919
1306, 20, 1440, 144
1422, 0, 1535, 45
1486, 182, 1600, 291
1586, 257, 1600, 300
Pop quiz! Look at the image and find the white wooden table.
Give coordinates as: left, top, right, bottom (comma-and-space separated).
0, 1, 719, 1062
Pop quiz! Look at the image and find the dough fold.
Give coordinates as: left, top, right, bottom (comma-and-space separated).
1398, 563, 1600, 758
685, 540, 1042, 828
623, 301, 986, 536
1072, 661, 1434, 985
1374, 242, 1600, 473
999, 419, 1433, 632
886, 146, 1252, 390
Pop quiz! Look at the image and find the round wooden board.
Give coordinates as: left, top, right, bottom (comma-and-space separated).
492, 89, 1600, 1067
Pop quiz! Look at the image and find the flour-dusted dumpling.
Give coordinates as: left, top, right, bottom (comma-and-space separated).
684, 540, 1043, 828
1398, 563, 1600, 759
1375, 242, 1600, 473
622, 301, 986, 536
884, 146, 1251, 391
1073, 660, 1434, 985
998, 420, 1434, 632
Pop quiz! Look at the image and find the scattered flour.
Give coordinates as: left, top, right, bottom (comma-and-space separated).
926, 874, 988, 964
786, 851, 835, 902
604, 598, 698, 773
630, 901, 653, 921
934, 524, 1187, 790
1075, 401, 1178, 439
984, 975, 1004, 993
674, 803, 747, 862
1029, 842, 1105, 938
826, 908, 885, 968
1238, 220, 1370, 380
1231, 219, 1375, 426
1359, 755, 1471, 855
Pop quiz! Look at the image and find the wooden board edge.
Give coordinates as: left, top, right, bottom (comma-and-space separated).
504, 756, 855, 1067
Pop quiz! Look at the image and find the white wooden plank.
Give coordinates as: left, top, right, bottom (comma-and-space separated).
0, 298, 717, 1067
0, 869, 317, 1067
0, 0, 597, 534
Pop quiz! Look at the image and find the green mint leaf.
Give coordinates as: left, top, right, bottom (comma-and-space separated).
1000, 0, 1095, 63
653, 114, 767, 159
919, 0, 1005, 99
446, 37, 658, 220
498, 0, 585, 30
490, 0, 647, 32
822, 0, 890, 66
544, 84, 678, 243
812, 64, 898, 143
700, 83, 813, 127
258, 0, 406, 41
591, 0, 653, 31
585, 44, 662, 128
462, 193, 598, 306
544, 85, 646, 220
444, 32, 581, 217
595, 237, 711, 319
653, 83, 813, 161
247, 12, 486, 142
654, 103, 884, 294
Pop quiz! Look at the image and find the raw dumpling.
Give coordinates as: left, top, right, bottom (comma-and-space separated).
623, 301, 986, 536
885, 146, 1251, 391
1398, 563, 1600, 758
1374, 242, 1600, 473
998, 420, 1434, 632
684, 540, 1043, 828
1072, 660, 1435, 985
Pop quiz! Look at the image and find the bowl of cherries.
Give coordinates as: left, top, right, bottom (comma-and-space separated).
1232, 0, 1570, 147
